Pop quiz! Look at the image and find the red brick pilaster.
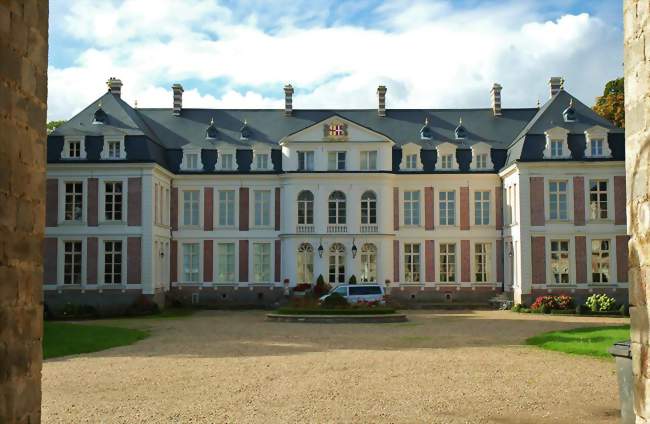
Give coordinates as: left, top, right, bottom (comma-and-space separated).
424, 187, 434, 230
460, 187, 469, 230
531, 236, 546, 284
530, 177, 545, 226
573, 176, 585, 226
239, 187, 249, 231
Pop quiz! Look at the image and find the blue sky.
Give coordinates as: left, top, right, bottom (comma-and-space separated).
48, 0, 623, 121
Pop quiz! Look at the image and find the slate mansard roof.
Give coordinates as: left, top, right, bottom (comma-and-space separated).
48, 85, 625, 173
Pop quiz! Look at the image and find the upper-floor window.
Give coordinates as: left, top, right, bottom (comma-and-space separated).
404, 190, 420, 226
328, 191, 346, 224
549, 181, 568, 220
440, 154, 454, 170
591, 139, 604, 157
327, 123, 346, 137
183, 152, 201, 171
439, 190, 455, 225
218, 190, 235, 227
401, 144, 422, 171
297, 151, 314, 171
102, 137, 125, 160
63, 241, 82, 284
69, 141, 81, 158
471, 143, 494, 171
474, 191, 490, 225
550, 240, 569, 284
589, 180, 608, 220
585, 126, 611, 158
328, 151, 346, 171
550, 140, 563, 158
361, 191, 377, 225
183, 190, 200, 226
254, 153, 270, 170
544, 127, 570, 159
62, 137, 85, 159
475, 154, 488, 169
360, 151, 378, 170
297, 191, 314, 225
219, 153, 234, 171
405, 154, 418, 170
64, 182, 83, 221
254, 190, 271, 227
104, 182, 123, 221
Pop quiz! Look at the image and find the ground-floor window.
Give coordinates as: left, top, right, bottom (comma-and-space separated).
182, 243, 200, 282
360, 243, 377, 282
217, 243, 235, 282
329, 243, 345, 284
591, 239, 610, 283
439, 243, 456, 283
550, 240, 569, 284
474, 243, 490, 282
103, 240, 122, 284
63, 240, 82, 284
404, 243, 420, 283
297, 243, 314, 284
253, 243, 272, 282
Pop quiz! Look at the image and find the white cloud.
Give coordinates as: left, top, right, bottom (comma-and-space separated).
47, 0, 622, 121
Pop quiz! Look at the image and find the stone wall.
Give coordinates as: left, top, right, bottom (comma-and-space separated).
0, 1, 48, 422
624, 1, 650, 422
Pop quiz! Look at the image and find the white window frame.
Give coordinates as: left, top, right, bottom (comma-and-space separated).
217, 189, 237, 228
588, 179, 609, 221
436, 142, 459, 171
403, 190, 421, 226
181, 149, 203, 171
252, 189, 272, 228
327, 151, 347, 171
360, 243, 377, 283
58, 238, 85, 286
297, 190, 314, 225
548, 179, 569, 221
60, 179, 86, 224
62, 136, 86, 159
360, 190, 377, 225
400, 143, 423, 171
99, 237, 127, 286
252, 242, 272, 283
543, 127, 571, 159
360, 150, 378, 171
473, 190, 490, 226
328, 191, 347, 225
181, 242, 201, 284
439, 242, 457, 283
473, 242, 491, 283
584, 126, 611, 158
470, 142, 493, 170
100, 179, 126, 223
404, 243, 421, 283
100, 135, 126, 160
216, 241, 238, 283
297, 150, 315, 171
252, 145, 272, 171
216, 149, 237, 171
549, 239, 571, 285
591, 239, 611, 284
439, 190, 456, 226
181, 189, 202, 228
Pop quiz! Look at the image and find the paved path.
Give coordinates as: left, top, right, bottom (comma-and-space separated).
42, 310, 628, 423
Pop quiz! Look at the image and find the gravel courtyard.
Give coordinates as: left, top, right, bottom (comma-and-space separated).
42, 310, 628, 423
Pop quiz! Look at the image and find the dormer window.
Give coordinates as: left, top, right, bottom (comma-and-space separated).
101, 136, 126, 160
590, 139, 604, 156
550, 140, 564, 158
400, 143, 423, 171
69, 140, 81, 158
543, 127, 570, 159
93, 104, 107, 124
62, 136, 86, 159
184, 152, 200, 170
584, 126, 611, 158
440, 154, 454, 169
216, 150, 236, 171
563, 99, 576, 122
470, 142, 493, 170
108, 141, 121, 158
436, 142, 459, 171
255, 153, 269, 170
405, 154, 417, 170
475, 154, 488, 169
221, 154, 233, 170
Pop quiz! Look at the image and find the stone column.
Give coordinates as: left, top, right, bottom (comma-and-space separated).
624, 1, 650, 422
0, 1, 48, 422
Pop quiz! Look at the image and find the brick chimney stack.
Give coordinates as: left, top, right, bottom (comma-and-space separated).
377, 85, 387, 117
490, 83, 502, 116
172, 83, 184, 116
549, 76, 563, 98
107, 77, 123, 98
284, 84, 294, 117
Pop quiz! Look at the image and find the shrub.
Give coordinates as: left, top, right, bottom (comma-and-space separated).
540, 304, 551, 314
511, 303, 525, 313
531, 295, 574, 312
320, 292, 349, 309
293, 283, 311, 292
349, 275, 357, 284
313, 274, 331, 297
126, 295, 159, 316
61, 303, 99, 319
555, 295, 574, 310
586, 294, 617, 312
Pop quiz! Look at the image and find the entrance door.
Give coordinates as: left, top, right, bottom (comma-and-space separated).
328, 243, 345, 284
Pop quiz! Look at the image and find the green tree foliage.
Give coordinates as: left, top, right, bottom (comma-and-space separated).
46, 120, 66, 133
593, 77, 624, 128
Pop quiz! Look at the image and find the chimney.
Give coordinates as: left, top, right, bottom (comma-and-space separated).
549, 76, 563, 98
284, 84, 294, 116
490, 83, 502, 116
172, 83, 184, 116
107, 77, 123, 98
377, 85, 387, 117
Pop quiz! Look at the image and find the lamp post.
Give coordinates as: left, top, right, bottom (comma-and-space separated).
351, 238, 357, 259
318, 239, 324, 258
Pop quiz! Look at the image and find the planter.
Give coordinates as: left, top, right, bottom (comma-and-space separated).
609, 341, 634, 424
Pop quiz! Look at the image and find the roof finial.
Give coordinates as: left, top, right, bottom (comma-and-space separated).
134, 99, 138, 109
210, 117, 214, 125
424, 116, 429, 126
459, 116, 463, 125
569, 98, 573, 108
536, 98, 540, 108
244, 118, 248, 125
98, 101, 102, 108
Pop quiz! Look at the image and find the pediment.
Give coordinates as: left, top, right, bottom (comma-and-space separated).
280, 115, 394, 145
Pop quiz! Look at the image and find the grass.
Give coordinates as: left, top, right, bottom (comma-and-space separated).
275, 307, 397, 315
525, 325, 630, 358
43, 322, 149, 359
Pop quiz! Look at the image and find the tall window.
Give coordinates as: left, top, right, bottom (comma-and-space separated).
439, 243, 456, 282
550, 240, 569, 284
550, 140, 563, 158
103, 240, 122, 284
404, 190, 420, 225
439, 191, 456, 225
475, 153, 488, 169
404, 243, 421, 283
360, 191, 377, 225
108, 141, 121, 159
217, 243, 235, 282
591, 240, 610, 283
589, 180, 608, 220
183, 190, 200, 226
328, 243, 345, 284
404, 154, 418, 170
182, 243, 199, 282
360, 243, 377, 283
328, 123, 345, 136
185, 153, 200, 170
68, 140, 81, 158
297, 243, 314, 284
64, 182, 83, 221
297, 191, 314, 225
360, 151, 377, 170
549, 181, 568, 220
254, 153, 269, 170
104, 182, 123, 221
591, 139, 604, 157
254, 190, 271, 226
474, 243, 490, 282
440, 154, 454, 169
253, 243, 271, 282
220, 153, 234, 170
328, 191, 346, 224
474, 191, 490, 225
297, 151, 314, 171
218, 190, 235, 227
63, 241, 82, 284
328, 151, 346, 170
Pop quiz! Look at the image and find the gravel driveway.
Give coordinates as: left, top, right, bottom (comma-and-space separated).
42, 310, 628, 423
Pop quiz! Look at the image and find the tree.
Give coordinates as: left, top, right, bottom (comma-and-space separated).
593, 77, 624, 128
46, 120, 66, 133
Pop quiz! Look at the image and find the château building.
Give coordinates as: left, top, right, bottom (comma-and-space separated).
44, 77, 627, 312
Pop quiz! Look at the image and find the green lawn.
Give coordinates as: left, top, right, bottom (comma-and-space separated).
43, 322, 149, 359
526, 325, 630, 358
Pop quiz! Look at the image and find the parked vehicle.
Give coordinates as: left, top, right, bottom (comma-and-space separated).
319, 284, 386, 304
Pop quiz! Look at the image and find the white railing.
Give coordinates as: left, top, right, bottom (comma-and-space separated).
296, 224, 315, 233
360, 224, 378, 233
327, 224, 348, 233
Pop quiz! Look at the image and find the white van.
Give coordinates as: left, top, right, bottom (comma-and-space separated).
320, 284, 386, 304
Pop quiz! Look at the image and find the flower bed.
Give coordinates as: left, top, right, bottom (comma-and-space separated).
274, 307, 397, 315
512, 294, 629, 317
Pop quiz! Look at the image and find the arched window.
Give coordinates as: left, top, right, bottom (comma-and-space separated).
297, 243, 314, 284
328, 243, 346, 284
297, 191, 314, 225
360, 243, 377, 283
360, 191, 377, 225
328, 191, 346, 224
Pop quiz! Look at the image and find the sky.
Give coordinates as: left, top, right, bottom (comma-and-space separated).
47, 0, 623, 121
